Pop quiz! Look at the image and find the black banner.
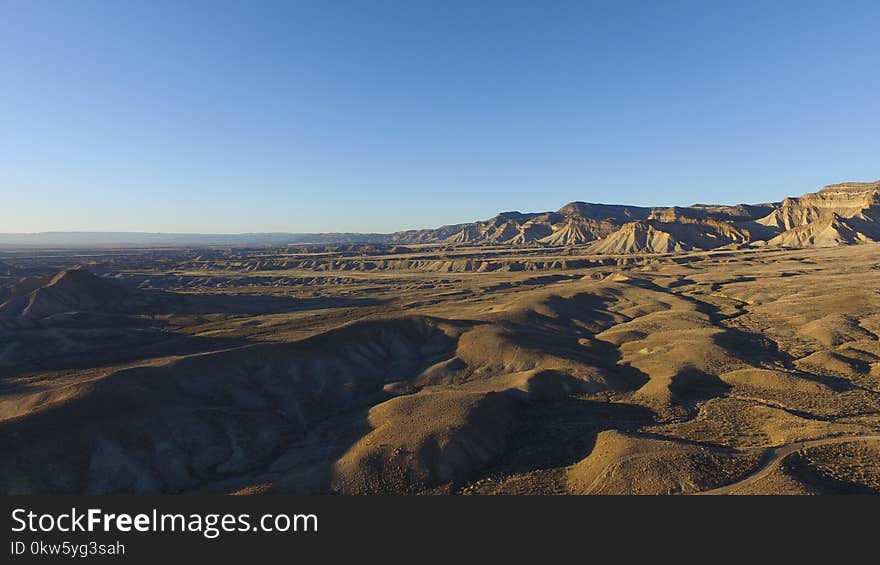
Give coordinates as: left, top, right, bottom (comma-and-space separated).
0, 495, 874, 563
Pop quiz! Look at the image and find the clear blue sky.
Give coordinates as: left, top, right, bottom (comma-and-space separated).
2, 1, 879, 233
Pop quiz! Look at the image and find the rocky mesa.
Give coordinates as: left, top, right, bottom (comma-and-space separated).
390, 180, 880, 253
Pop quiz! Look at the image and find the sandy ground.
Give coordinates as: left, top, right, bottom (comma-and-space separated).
1, 242, 879, 494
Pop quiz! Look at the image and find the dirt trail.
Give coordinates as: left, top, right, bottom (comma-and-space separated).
698, 435, 880, 495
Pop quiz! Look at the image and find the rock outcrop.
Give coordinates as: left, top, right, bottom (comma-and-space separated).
389, 179, 880, 253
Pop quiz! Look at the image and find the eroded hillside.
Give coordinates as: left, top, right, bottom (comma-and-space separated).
391, 180, 880, 252
1, 241, 879, 494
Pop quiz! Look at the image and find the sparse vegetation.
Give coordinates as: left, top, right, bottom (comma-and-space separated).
2, 184, 880, 495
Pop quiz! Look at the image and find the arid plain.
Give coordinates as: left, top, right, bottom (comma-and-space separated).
2, 182, 880, 495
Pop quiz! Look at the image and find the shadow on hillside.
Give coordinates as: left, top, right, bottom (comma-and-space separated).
0, 325, 250, 384
0, 290, 384, 379
130, 289, 383, 316
480, 397, 656, 477
499, 291, 651, 391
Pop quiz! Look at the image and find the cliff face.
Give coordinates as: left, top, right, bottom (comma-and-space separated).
819, 181, 880, 193
589, 222, 691, 254
756, 182, 880, 247
389, 180, 880, 253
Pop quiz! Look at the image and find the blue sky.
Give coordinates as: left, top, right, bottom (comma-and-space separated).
2, 1, 879, 233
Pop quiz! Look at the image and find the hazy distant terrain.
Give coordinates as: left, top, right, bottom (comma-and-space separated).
2, 180, 880, 495
0, 231, 390, 247
5, 180, 878, 250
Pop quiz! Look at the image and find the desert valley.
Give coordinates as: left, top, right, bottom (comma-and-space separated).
2, 180, 880, 495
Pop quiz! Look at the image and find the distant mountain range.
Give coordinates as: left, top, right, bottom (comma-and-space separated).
0, 231, 389, 247
3, 180, 879, 252
389, 180, 880, 252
